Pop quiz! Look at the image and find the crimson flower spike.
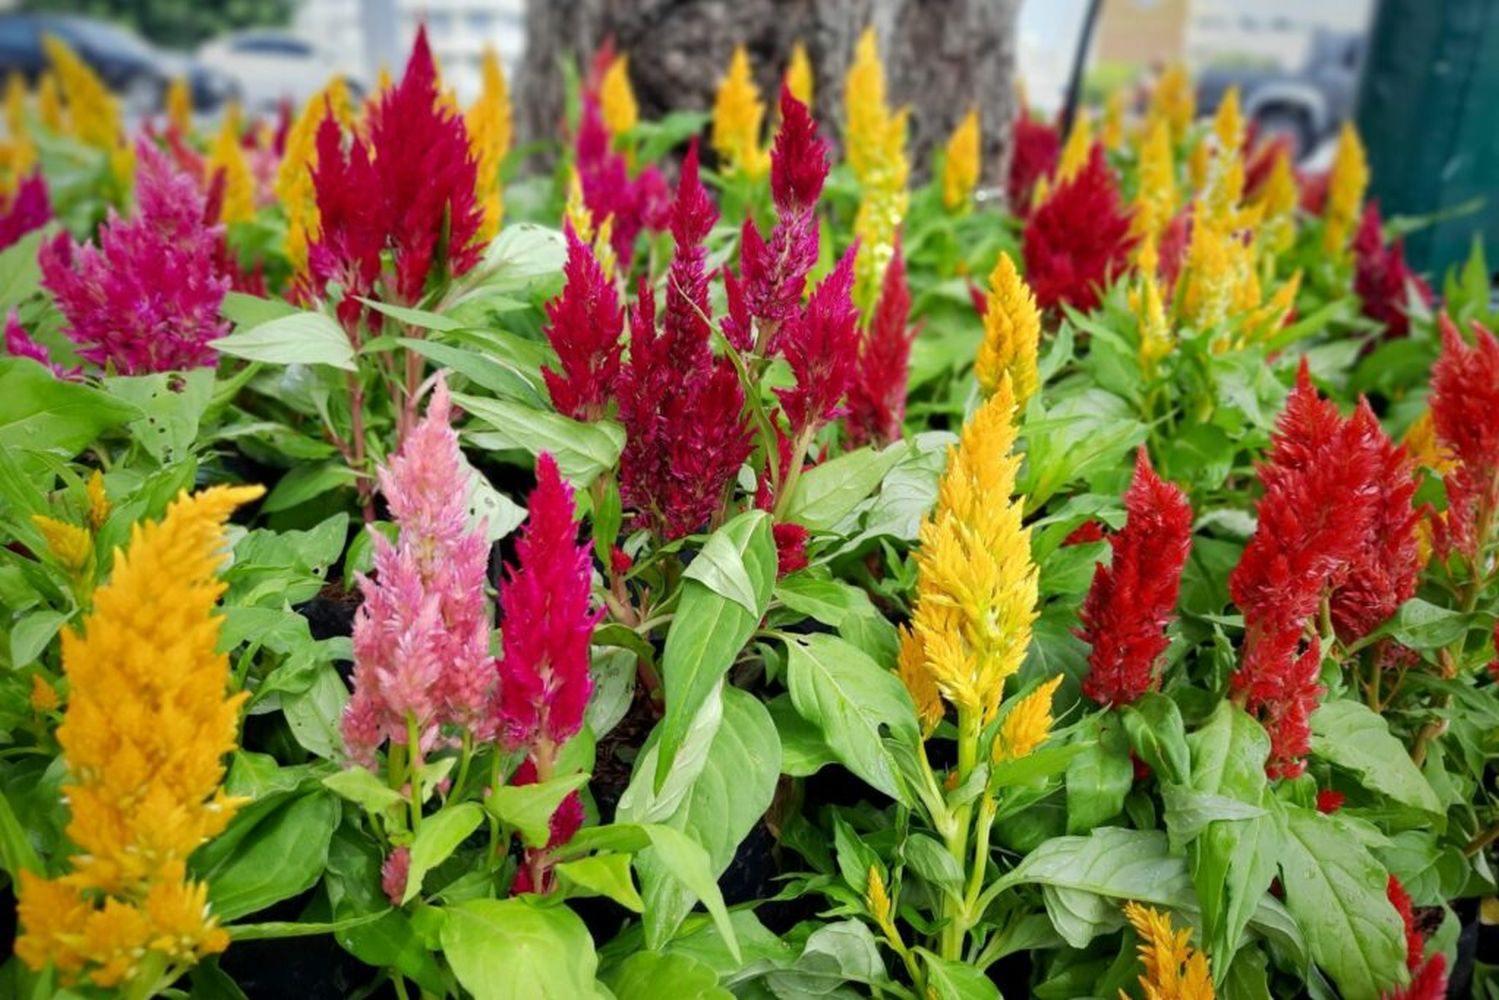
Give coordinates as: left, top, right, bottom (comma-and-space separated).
1078, 448, 1193, 707
541, 224, 623, 421
1429, 314, 1499, 564
776, 243, 861, 438
1021, 143, 1136, 312
844, 237, 917, 448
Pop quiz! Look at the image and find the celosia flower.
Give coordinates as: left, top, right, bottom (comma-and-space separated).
1, 171, 50, 250
1322, 122, 1368, 257
381, 847, 411, 906
4, 308, 74, 378
599, 53, 638, 138
563, 167, 618, 279
575, 93, 671, 264
494, 453, 599, 749
1102, 89, 1125, 150
40, 141, 229, 373
42, 35, 131, 183
898, 627, 944, 736
29, 672, 59, 713
165, 76, 191, 134
1253, 144, 1299, 257
1315, 788, 1346, 813
994, 675, 1063, 761
942, 109, 981, 210
1134, 274, 1172, 372
541, 225, 623, 421
466, 47, 512, 242
1079, 449, 1193, 706
1230, 364, 1386, 777
1055, 112, 1092, 185
1212, 86, 1245, 153
773, 521, 810, 577
712, 46, 769, 178
784, 41, 814, 108
845, 239, 917, 447
36, 72, 63, 132
1064, 521, 1106, 546
844, 27, 889, 183
16, 484, 261, 988
277, 76, 353, 273
1382, 875, 1449, 1000
32, 514, 93, 577
343, 378, 497, 764
1429, 314, 1499, 564
1149, 63, 1194, 142
845, 28, 908, 309
1008, 108, 1060, 212
865, 866, 897, 940
1120, 901, 1215, 1000
908, 377, 1038, 721
777, 245, 861, 436
206, 113, 254, 224
975, 252, 1041, 407
1133, 118, 1177, 248
729, 89, 828, 354
1178, 208, 1258, 331
1353, 202, 1432, 340
87, 470, 109, 531
1022, 144, 1136, 312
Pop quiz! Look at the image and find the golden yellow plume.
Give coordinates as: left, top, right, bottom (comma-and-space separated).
1102, 88, 1126, 151
1133, 117, 1178, 246
785, 41, 814, 109
1212, 86, 1244, 153
1149, 63, 1194, 142
1323, 122, 1368, 257
994, 676, 1063, 762
712, 45, 768, 178
844, 27, 888, 183
942, 108, 981, 211
166, 76, 192, 134
1120, 902, 1215, 1000
467, 48, 512, 242
975, 253, 1040, 407
1056, 111, 1093, 184
600, 53, 638, 138
207, 113, 254, 225
277, 78, 353, 272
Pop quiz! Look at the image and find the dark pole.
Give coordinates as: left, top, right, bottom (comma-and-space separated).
1060, 0, 1105, 134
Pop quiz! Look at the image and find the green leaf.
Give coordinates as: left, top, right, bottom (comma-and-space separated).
103, 369, 216, 464
221, 291, 300, 328
784, 444, 903, 530
455, 392, 624, 485
0, 230, 43, 311
10, 609, 66, 667
440, 897, 598, 1000
653, 513, 776, 790
0, 357, 141, 456
1121, 692, 1190, 785
322, 767, 405, 815
211, 311, 357, 371
554, 854, 645, 912
361, 299, 463, 332
479, 223, 567, 290
1279, 808, 1406, 999
607, 951, 731, 1000
485, 773, 590, 850
766, 694, 838, 777
261, 461, 358, 512
1310, 700, 1441, 814
785, 633, 918, 803
905, 834, 964, 893
403, 803, 484, 903
921, 951, 1002, 1000
0, 787, 42, 878
1368, 597, 1472, 650
198, 790, 339, 921
400, 337, 544, 405
1065, 715, 1133, 833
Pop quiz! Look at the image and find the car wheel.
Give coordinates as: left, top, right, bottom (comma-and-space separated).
1254, 106, 1313, 161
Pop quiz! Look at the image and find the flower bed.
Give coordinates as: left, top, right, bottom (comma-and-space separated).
0, 25, 1495, 1000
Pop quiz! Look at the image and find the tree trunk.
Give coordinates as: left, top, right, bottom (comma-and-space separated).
515, 0, 1020, 192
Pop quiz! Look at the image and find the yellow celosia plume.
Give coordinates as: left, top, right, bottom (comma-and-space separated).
1056, 111, 1093, 184
898, 626, 944, 736
1120, 901, 1216, 1000
785, 41, 814, 109
36, 73, 63, 132
1133, 117, 1178, 247
975, 253, 1040, 408
42, 35, 131, 183
845, 27, 888, 183
909, 378, 1038, 722
1241, 271, 1300, 345
1134, 274, 1172, 373
207, 113, 254, 225
712, 45, 769, 179
1149, 63, 1194, 143
564, 167, 617, 280
277, 78, 353, 272
33, 515, 93, 577
467, 47, 512, 242
166, 76, 192, 135
16, 485, 263, 990
1102, 89, 1126, 151
600, 53, 638, 138
845, 28, 909, 310
994, 675, 1062, 762
1212, 86, 1244, 153
942, 108, 981, 211
1323, 121, 1368, 256
87, 470, 110, 532
1254, 146, 1298, 256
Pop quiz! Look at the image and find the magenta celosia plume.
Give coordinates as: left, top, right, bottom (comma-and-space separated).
542, 224, 623, 420
776, 244, 861, 437
39, 141, 228, 374
575, 93, 670, 264
0, 172, 51, 251
1022, 143, 1136, 312
845, 239, 917, 447
1079, 448, 1193, 706
494, 452, 600, 749
305, 27, 481, 324
1430, 314, 1499, 564
1229, 363, 1388, 777
342, 377, 496, 764
3, 309, 76, 378
1353, 203, 1432, 340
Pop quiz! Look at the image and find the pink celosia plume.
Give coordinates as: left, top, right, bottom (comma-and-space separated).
0, 172, 51, 251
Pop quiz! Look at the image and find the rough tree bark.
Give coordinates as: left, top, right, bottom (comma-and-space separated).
515, 0, 1020, 190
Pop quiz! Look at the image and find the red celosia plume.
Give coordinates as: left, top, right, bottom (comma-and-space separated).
1007, 109, 1060, 212
1353, 203, 1433, 340
1078, 448, 1194, 706
1429, 314, 1499, 564
541, 224, 623, 421
1381, 874, 1448, 1000
1022, 143, 1137, 312
776, 245, 862, 437
845, 239, 917, 448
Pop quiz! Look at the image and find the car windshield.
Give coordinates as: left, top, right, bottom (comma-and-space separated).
47, 16, 155, 60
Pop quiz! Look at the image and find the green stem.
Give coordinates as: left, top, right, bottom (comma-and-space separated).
451, 730, 474, 803
406, 713, 424, 834
939, 707, 982, 961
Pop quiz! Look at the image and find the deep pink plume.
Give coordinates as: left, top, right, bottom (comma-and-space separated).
1353, 203, 1432, 340
0, 172, 50, 250
844, 239, 917, 447
776, 244, 861, 436
541, 224, 623, 420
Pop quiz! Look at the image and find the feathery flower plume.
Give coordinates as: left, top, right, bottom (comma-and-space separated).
1253, 145, 1299, 257
1008, 108, 1060, 212
277, 77, 352, 272
1230, 364, 1384, 777
784, 41, 814, 108
777, 245, 861, 437
898, 627, 944, 736
1120, 901, 1215, 1000
467, 48, 512, 242
342, 378, 497, 763
1133, 117, 1178, 250
1, 171, 51, 251
206, 113, 254, 224
32, 514, 93, 577
1148, 63, 1195, 142
907, 377, 1038, 721
942, 109, 981, 210
975, 252, 1041, 407
574, 91, 671, 264
16, 485, 262, 989
844, 27, 889, 181
1133, 274, 1172, 372
1079, 449, 1193, 706
1322, 122, 1368, 257
1382, 875, 1448, 1000
4, 309, 73, 378
1353, 202, 1432, 340
1212, 87, 1245, 153
845, 28, 909, 309
845, 238, 917, 447
994, 676, 1063, 761
1102, 89, 1125, 150
713, 46, 768, 178
35, 73, 63, 132
1177, 207, 1258, 331
1429, 315, 1499, 564
1022, 144, 1136, 312
42, 35, 131, 183
495, 453, 599, 750
562, 168, 617, 279
599, 53, 638, 138
541, 225, 623, 421
40, 142, 229, 373
1055, 112, 1093, 184
165, 76, 191, 134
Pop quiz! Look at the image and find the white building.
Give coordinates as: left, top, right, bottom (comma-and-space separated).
1185, 0, 1373, 70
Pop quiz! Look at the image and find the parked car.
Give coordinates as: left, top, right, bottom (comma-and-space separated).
197, 31, 364, 116
0, 13, 237, 117
1196, 29, 1365, 160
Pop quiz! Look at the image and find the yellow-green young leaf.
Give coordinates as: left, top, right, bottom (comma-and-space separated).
403, 802, 484, 903
607, 951, 732, 1000
485, 772, 590, 849
322, 766, 405, 814
199, 790, 339, 921
210, 311, 357, 370
454, 392, 624, 486
554, 854, 644, 912
440, 897, 598, 1000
